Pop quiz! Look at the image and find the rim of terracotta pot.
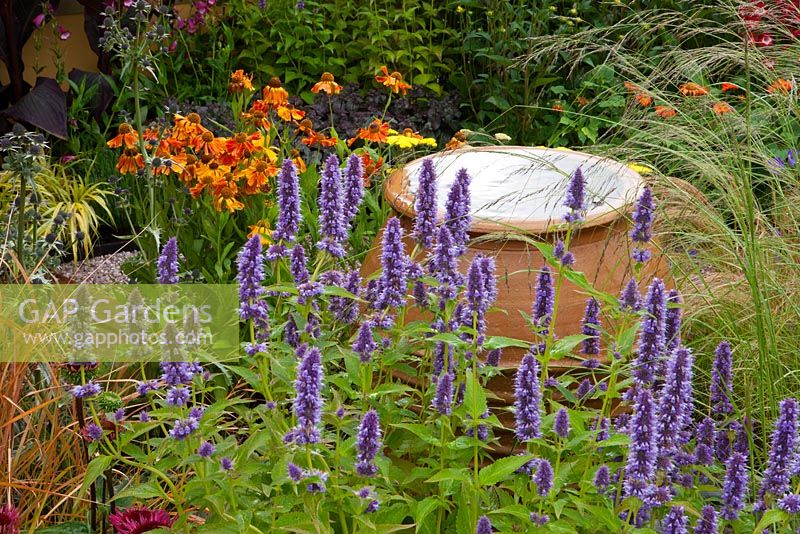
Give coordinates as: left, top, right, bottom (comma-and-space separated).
384, 145, 644, 234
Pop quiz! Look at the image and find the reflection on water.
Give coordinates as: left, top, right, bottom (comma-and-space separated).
401, 147, 642, 225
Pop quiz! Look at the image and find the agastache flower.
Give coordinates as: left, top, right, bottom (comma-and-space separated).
464, 254, 496, 342
693, 506, 717, 534
236, 235, 269, 325
317, 154, 348, 257
432, 371, 454, 415
343, 153, 365, 227
514, 351, 542, 441
624, 388, 657, 499
594, 465, 610, 492
694, 417, 715, 465
72, 381, 102, 399
664, 289, 682, 353
289, 244, 323, 303
353, 321, 377, 363
157, 237, 179, 284
444, 168, 471, 255
268, 159, 302, 258
655, 346, 694, 460
355, 409, 382, 477
431, 224, 461, 301
532, 265, 554, 336
778, 494, 800, 514
620, 277, 641, 311
169, 417, 199, 440
285, 346, 324, 445
630, 186, 655, 263
661, 506, 688, 534
476, 516, 493, 534
633, 278, 666, 385
710, 340, 733, 416
533, 459, 553, 496
581, 297, 601, 355
554, 408, 570, 438
758, 397, 798, 502
375, 217, 408, 309
563, 167, 587, 223
721, 452, 748, 520
413, 158, 438, 248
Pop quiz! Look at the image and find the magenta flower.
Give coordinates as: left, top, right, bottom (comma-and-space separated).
58, 25, 71, 40
33, 13, 46, 28
0, 505, 20, 534
108, 506, 174, 534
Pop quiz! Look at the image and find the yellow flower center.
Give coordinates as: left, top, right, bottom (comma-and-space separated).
187, 113, 201, 124
118, 122, 133, 134
201, 131, 214, 142
268, 77, 282, 88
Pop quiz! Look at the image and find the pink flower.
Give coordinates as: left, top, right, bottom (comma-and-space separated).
33, 13, 46, 28
168, 40, 177, 53
58, 25, 71, 40
0, 504, 20, 534
108, 507, 174, 534
60, 154, 77, 164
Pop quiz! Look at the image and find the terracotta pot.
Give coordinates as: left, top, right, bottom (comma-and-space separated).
361, 147, 669, 448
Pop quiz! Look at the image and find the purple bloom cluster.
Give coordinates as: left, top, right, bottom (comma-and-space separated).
594, 465, 610, 491
634, 278, 667, 385
84, 423, 103, 442
375, 217, 408, 309
268, 159, 302, 259
430, 225, 461, 301
581, 297, 601, 355
72, 381, 102, 399
514, 351, 542, 441
759, 397, 798, 502
630, 186, 655, 263
197, 441, 215, 458
413, 158, 438, 249
620, 277, 641, 311
533, 459, 553, 496
157, 237, 180, 284
693, 506, 717, 534
661, 506, 688, 534
317, 155, 348, 257
161, 361, 201, 386
343, 154, 365, 227
694, 417, 715, 465
236, 235, 268, 325
285, 346, 324, 445
169, 416, 199, 440
553, 239, 575, 267
563, 167, 587, 223
721, 452, 748, 520
624, 388, 657, 499
432, 371, 454, 415
476, 515, 492, 534
656, 346, 694, 456
166, 386, 190, 407
554, 408, 570, 438
532, 265, 555, 336
355, 409, 382, 477
289, 244, 323, 303
353, 321, 377, 363
664, 289, 682, 353
710, 341, 733, 416
463, 254, 496, 343
444, 168, 471, 255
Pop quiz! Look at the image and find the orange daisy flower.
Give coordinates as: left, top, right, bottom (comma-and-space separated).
355, 119, 390, 144
291, 150, 307, 174
359, 153, 383, 188
242, 159, 278, 192
302, 130, 338, 147
311, 72, 343, 95
375, 66, 412, 95
767, 78, 793, 93
191, 131, 227, 156
241, 106, 271, 130
655, 106, 677, 118
623, 81, 640, 92
721, 82, 739, 92
247, 220, 272, 245
575, 96, 590, 107
107, 123, 139, 149
445, 130, 469, 150
712, 101, 733, 115
116, 148, 144, 174
171, 113, 207, 144
228, 69, 254, 93
154, 151, 185, 177
263, 77, 289, 107
194, 161, 229, 188
277, 104, 306, 122
679, 82, 709, 96
296, 118, 315, 135
634, 93, 653, 107
226, 132, 262, 160
213, 181, 245, 213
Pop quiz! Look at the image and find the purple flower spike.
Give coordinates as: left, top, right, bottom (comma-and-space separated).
533, 459, 553, 496
355, 409, 382, 477
317, 154, 348, 257
376, 217, 408, 309
237, 235, 269, 325
157, 237, 179, 284
432, 371, 454, 415
285, 347, 324, 445
514, 351, 542, 441
476, 515, 493, 534
758, 397, 798, 502
268, 159, 302, 258
694, 417, 715, 465
594, 465, 610, 491
353, 321, 377, 363
664, 289, 682, 353
710, 341, 733, 417
721, 452, 748, 520
289, 244, 323, 303
414, 158, 438, 248
464, 254, 495, 341
444, 168, 471, 255
633, 277, 667, 386
343, 153, 365, 226
620, 277, 641, 311
563, 167, 587, 223
431, 224, 461, 301
693, 505, 717, 534
554, 408, 570, 438
661, 506, 688, 534
532, 265, 554, 336
485, 348, 502, 367
581, 297, 601, 355
287, 462, 304, 482
630, 186, 655, 263
778, 494, 800, 514
198, 441, 215, 458
655, 346, 694, 457
624, 388, 657, 500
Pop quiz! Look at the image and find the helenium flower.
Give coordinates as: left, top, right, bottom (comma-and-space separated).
413, 158, 438, 248
514, 351, 542, 441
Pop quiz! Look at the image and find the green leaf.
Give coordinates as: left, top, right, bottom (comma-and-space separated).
479, 454, 535, 486
111, 479, 167, 502
464, 369, 488, 420
483, 336, 529, 350
79, 455, 113, 498
753, 509, 787, 532
425, 468, 470, 483
35, 522, 90, 534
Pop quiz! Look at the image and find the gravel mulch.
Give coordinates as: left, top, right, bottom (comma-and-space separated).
54, 251, 138, 284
